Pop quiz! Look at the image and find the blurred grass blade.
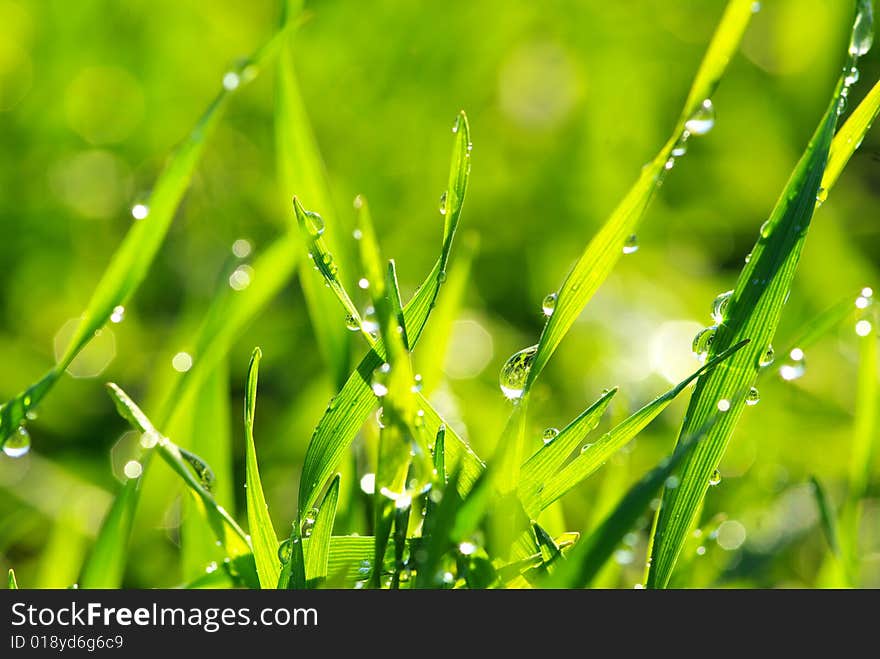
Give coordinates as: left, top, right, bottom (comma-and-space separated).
774, 290, 864, 359
517, 388, 617, 517
527, 341, 747, 514
298, 112, 473, 515
79, 479, 139, 588
305, 474, 340, 584
7, 569, 17, 589
821, 78, 880, 198
0, 29, 283, 450
810, 476, 841, 558
546, 431, 704, 588
244, 348, 280, 588
647, 31, 860, 587
277, 3, 351, 388
522, 0, 755, 393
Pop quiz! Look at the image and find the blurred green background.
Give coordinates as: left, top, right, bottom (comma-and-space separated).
1, 0, 878, 588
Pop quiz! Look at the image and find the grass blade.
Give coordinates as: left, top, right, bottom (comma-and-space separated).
527, 342, 747, 515
0, 30, 283, 451
298, 112, 473, 515
810, 476, 841, 558
244, 348, 280, 588
79, 479, 139, 588
522, 0, 756, 394
646, 15, 866, 586
8, 569, 18, 590
304, 474, 340, 585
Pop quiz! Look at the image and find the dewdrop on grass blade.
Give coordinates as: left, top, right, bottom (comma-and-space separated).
542, 293, 557, 317
2, 426, 31, 458
684, 99, 715, 135
499, 344, 538, 400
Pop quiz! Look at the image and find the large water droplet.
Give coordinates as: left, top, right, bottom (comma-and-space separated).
746, 386, 760, 406
439, 191, 448, 216
845, 66, 860, 86
499, 344, 538, 400
542, 427, 559, 444
345, 314, 360, 331
371, 363, 391, 397
110, 305, 125, 323
685, 99, 715, 136
277, 539, 292, 564
542, 293, 557, 317
301, 507, 319, 537
709, 469, 722, 486
758, 345, 775, 368
692, 326, 717, 362
850, 0, 874, 57
759, 219, 772, 239
711, 290, 734, 324
303, 209, 325, 237
3, 426, 31, 458
622, 234, 639, 254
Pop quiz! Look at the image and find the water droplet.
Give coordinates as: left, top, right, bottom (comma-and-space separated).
709, 469, 722, 486
751, 1, 762, 12
692, 326, 717, 362
684, 99, 715, 136
205, 561, 219, 574
542, 293, 557, 317
452, 115, 461, 133
110, 305, 125, 323
123, 460, 142, 479
717, 399, 731, 412
850, 0, 874, 56
746, 387, 760, 406
459, 541, 477, 555
744, 252, 752, 264
362, 306, 379, 334
277, 539, 292, 564
759, 219, 772, 239
352, 228, 363, 241
439, 191, 448, 216
664, 157, 675, 171
711, 290, 734, 324
375, 407, 386, 429
232, 238, 252, 258
665, 475, 680, 489
222, 71, 240, 90
845, 66, 860, 86
371, 363, 391, 397
172, 351, 193, 372
672, 133, 689, 157
580, 443, 593, 454
301, 507, 319, 537
229, 265, 253, 291
411, 374, 424, 393
758, 345, 775, 368
131, 203, 149, 220
696, 545, 707, 556
779, 348, 805, 381
3, 426, 31, 458
499, 344, 538, 400
345, 314, 360, 331
856, 319, 873, 336
358, 278, 369, 290
302, 209, 325, 237
360, 473, 376, 494
837, 95, 847, 116
622, 234, 639, 254
542, 427, 559, 444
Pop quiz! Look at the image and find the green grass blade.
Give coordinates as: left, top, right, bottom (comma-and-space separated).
647, 38, 859, 589
304, 474, 340, 584
517, 388, 618, 517
79, 479, 139, 588
522, 0, 755, 393
529, 342, 747, 514
0, 30, 282, 451
810, 476, 841, 558
298, 112, 473, 515
278, 522, 307, 590
8, 568, 18, 589
277, 4, 351, 388
244, 348, 280, 588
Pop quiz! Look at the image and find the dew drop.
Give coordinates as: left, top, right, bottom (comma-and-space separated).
371, 363, 391, 397
131, 203, 149, 220
746, 386, 760, 406
411, 374, 424, 393
303, 209, 325, 237
360, 473, 376, 495
123, 460, 143, 479
709, 469, 722, 486
172, 351, 193, 373
542, 427, 559, 444
672, 133, 689, 157
229, 265, 253, 291
622, 234, 639, 254
345, 314, 360, 331
850, 0, 874, 57
542, 293, 557, 317
301, 507, 319, 537
499, 344, 538, 400
362, 306, 379, 334
692, 325, 717, 362
845, 66, 860, 86
277, 539, 292, 564
779, 348, 805, 381
3, 426, 31, 458
664, 157, 675, 171
439, 190, 448, 216
759, 219, 772, 239
758, 345, 775, 368
222, 71, 240, 90
110, 305, 125, 323
855, 319, 873, 336
459, 541, 477, 555
717, 399, 731, 412
358, 278, 369, 290
684, 99, 715, 136
232, 238, 252, 258
711, 290, 734, 324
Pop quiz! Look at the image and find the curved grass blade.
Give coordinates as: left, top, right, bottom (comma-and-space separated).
528, 341, 748, 515
0, 30, 283, 451
8, 568, 18, 590
304, 474, 340, 585
517, 387, 618, 517
522, 0, 756, 394
298, 112, 473, 515
277, 2, 351, 388
647, 19, 866, 587
810, 476, 841, 558
244, 348, 280, 589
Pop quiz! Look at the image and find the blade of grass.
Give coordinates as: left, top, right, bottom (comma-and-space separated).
304, 474, 340, 585
0, 28, 284, 451
521, 0, 756, 395
526, 342, 748, 515
647, 12, 868, 586
244, 348, 280, 589
277, 0, 351, 388
298, 111, 473, 515
79, 479, 139, 588
810, 476, 841, 558
8, 569, 18, 590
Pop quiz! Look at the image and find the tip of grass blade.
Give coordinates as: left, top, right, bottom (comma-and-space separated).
8, 568, 18, 589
